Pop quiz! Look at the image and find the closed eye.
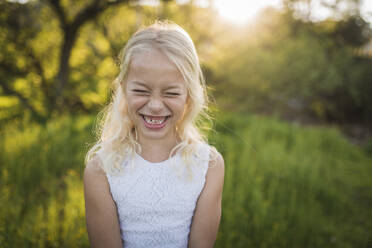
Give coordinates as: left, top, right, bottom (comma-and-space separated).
166, 92, 180, 96
132, 89, 149, 94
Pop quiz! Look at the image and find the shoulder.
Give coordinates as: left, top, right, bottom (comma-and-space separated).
208, 146, 224, 170
84, 154, 115, 209
195, 145, 224, 205
84, 155, 106, 178
84, 155, 109, 191
206, 146, 224, 185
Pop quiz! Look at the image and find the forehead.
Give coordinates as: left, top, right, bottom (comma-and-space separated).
126, 49, 186, 89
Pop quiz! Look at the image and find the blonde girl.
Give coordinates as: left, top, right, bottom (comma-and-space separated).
83, 21, 224, 248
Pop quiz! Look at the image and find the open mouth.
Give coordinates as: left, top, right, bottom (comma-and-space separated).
139, 114, 171, 129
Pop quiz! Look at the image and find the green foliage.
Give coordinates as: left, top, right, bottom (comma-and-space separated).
210, 8, 372, 123
0, 114, 94, 247
1, 113, 371, 247
211, 113, 372, 247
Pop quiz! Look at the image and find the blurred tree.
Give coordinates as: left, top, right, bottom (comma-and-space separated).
331, 15, 372, 47
48, 0, 132, 110
0, 0, 133, 123
0, 1, 47, 121
282, 0, 362, 22
211, 5, 372, 124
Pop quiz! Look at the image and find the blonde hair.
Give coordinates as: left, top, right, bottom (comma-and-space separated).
85, 21, 211, 175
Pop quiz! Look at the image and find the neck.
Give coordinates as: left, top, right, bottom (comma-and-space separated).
137, 131, 180, 163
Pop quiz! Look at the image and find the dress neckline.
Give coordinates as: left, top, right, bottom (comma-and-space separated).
134, 150, 179, 166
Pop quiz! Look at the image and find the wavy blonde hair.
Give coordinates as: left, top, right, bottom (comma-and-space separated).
85, 21, 211, 175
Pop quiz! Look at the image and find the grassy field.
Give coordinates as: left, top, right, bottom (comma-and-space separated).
0, 113, 371, 247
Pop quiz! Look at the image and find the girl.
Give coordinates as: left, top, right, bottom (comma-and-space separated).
83, 21, 224, 248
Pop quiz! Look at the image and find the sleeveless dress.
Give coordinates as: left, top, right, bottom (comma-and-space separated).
105, 143, 211, 248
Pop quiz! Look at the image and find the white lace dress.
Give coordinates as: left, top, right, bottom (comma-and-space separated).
104, 143, 211, 248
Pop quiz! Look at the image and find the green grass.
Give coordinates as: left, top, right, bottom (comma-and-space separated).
212, 113, 372, 248
0, 114, 93, 247
0, 113, 371, 247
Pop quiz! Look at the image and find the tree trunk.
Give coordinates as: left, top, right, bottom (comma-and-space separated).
55, 28, 76, 109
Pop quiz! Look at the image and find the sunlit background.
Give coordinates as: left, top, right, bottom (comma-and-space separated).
213, 0, 372, 24
214, 0, 282, 23
1, 0, 372, 247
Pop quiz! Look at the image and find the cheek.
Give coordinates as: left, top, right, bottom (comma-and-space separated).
165, 98, 187, 116
127, 95, 147, 112
125, 96, 147, 123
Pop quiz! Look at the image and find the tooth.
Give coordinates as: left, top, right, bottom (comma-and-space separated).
143, 115, 166, 125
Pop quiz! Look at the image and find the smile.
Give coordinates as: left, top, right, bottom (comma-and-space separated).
139, 114, 171, 129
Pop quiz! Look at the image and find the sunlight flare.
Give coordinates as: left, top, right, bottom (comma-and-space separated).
214, 0, 282, 24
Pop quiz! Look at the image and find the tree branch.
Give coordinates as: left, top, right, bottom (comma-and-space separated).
23, 46, 54, 106
47, 0, 67, 28
52, 0, 131, 110
0, 80, 43, 120
71, 0, 130, 33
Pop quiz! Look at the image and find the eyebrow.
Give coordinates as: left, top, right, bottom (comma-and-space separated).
131, 81, 150, 89
131, 81, 183, 90
164, 85, 182, 90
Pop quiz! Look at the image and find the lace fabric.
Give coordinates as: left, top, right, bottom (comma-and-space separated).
105, 143, 211, 248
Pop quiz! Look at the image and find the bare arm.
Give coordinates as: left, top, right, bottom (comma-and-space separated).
83, 155, 123, 248
188, 148, 225, 248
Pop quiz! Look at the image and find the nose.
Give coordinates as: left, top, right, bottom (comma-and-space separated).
147, 96, 164, 113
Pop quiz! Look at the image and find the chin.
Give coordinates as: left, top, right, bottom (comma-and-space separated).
139, 128, 173, 141
137, 119, 177, 141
